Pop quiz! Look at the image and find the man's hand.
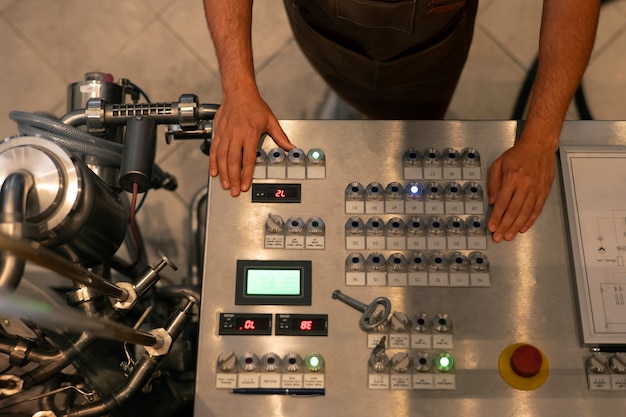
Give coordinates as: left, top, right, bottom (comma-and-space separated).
486, 139, 556, 242
209, 91, 295, 196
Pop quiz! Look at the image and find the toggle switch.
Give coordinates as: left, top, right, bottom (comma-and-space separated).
391, 351, 412, 373
217, 350, 238, 372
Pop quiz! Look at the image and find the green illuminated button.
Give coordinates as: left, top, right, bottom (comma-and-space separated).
435, 352, 455, 373
305, 353, 325, 372
306, 148, 325, 164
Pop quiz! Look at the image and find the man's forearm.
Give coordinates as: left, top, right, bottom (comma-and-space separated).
523, 0, 600, 149
203, 0, 258, 95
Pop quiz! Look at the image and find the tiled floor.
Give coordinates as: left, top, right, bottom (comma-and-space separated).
1, 0, 626, 283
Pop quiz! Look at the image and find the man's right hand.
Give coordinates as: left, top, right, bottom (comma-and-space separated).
209, 90, 295, 197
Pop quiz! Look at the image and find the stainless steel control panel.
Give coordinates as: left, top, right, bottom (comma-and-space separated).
194, 120, 626, 417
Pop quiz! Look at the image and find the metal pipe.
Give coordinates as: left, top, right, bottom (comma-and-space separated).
0, 233, 128, 300
63, 299, 196, 417
0, 172, 33, 290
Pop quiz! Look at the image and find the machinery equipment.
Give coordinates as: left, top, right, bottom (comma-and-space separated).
194, 120, 626, 416
0, 73, 216, 416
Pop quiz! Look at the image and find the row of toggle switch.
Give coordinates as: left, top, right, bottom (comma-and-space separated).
265, 214, 325, 249
345, 181, 484, 215
346, 251, 490, 287
586, 352, 626, 390
402, 147, 481, 181
365, 312, 453, 350
346, 215, 488, 251
254, 147, 326, 179
368, 350, 456, 390
215, 351, 325, 389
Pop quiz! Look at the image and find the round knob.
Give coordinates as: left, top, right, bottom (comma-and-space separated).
403, 148, 422, 166
587, 352, 609, 374
466, 215, 486, 235
426, 216, 445, 236
256, 148, 267, 164
444, 182, 463, 200
412, 351, 433, 373
423, 148, 441, 166
345, 253, 366, 272
238, 352, 260, 372
391, 351, 411, 373
412, 312, 431, 333
433, 313, 453, 333
424, 182, 443, 201
345, 182, 365, 200
389, 311, 410, 332
449, 252, 469, 272
510, 344, 543, 377
464, 182, 483, 200
304, 353, 324, 372
387, 253, 408, 272
385, 182, 404, 200
446, 216, 466, 236
261, 352, 282, 372
285, 217, 304, 234
407, 216, 426, 236
306, 217, 325, 234
365, 182, 384, 201
461, 148, 481, 166
365, 217, 385, 236
287, 148, 306, 165
386, 217, 406, 236
469, 251, 489, 272
442, 148, 461, 167
217, 351, 238, 372
408, 252, 427, 272
345, 217, 365, 235
428, 252, 448, 272
283, 352, 303, 372
268, 147, 286, 164
366, 252, 387, 271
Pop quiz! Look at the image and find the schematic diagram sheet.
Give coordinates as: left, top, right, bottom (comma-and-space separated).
561, 146, 626, 345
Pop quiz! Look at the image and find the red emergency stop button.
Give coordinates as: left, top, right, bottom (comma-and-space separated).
498, 343, 549, 390
510, 344, 543, 377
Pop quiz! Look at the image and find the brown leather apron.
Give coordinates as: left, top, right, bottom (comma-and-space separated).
283, 0, 479, 119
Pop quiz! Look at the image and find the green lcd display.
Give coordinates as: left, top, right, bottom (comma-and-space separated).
235, 260, 312, 305
246, 269, 301, 296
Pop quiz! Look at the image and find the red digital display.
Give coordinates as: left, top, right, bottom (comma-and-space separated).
293, 318, 326, 332
234, 316, 271, 333
267, 186, 299, 199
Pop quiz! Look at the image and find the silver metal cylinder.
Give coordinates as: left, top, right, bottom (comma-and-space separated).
0, 136, 126, 267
